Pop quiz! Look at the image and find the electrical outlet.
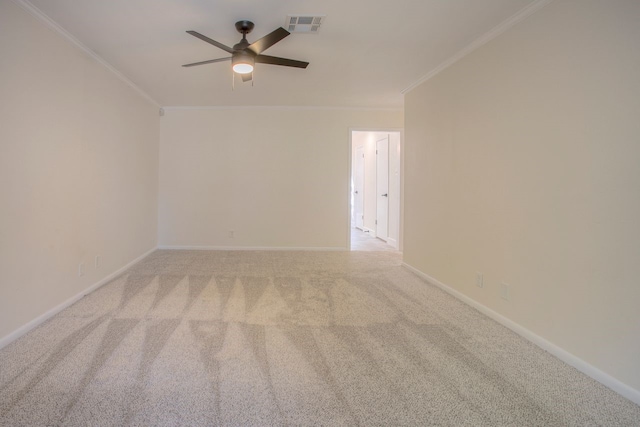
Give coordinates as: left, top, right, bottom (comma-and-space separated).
228, 230, 235, 238
476, 272, 484, 288
78, 263, 85, 277
95, 255, 101, 268
500, 283, 510, 301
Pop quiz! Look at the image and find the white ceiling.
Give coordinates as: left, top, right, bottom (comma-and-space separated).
26, 0, 537, 108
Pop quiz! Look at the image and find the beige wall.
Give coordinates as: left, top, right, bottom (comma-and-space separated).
0, 1, 159, 341
159, 108, 403, 249
404, 0, 640, 393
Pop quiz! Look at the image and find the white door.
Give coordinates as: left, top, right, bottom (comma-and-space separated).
376, 136, 389, 241
354, 146, 365, 229
387, 133, 400, 249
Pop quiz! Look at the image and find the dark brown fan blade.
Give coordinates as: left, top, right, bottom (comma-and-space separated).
182, 57, 231, 67
186, 31, 234, 53
248, 27, 289, 54
241, 73, 253, 83
255, 54, 309, 69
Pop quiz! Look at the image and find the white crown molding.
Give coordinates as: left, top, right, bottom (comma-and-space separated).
0, 246, 157, 350
11, 0, 160, 107
401, 262, 640, 406
402, 0, 556, 95
158, 245, 347, 251
162, 105, 403, 112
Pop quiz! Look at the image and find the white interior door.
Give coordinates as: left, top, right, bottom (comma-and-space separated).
376, 136, 389, 241
354, 146, 365, 229
387, 133, 400, 249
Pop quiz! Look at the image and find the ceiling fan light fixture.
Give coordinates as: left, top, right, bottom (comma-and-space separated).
232, 51, 255, 74
232, 63, 253, 74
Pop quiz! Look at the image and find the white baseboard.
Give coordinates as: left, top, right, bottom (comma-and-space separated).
0, 246, 157, 350
401, 262, 640, 406
158, 245, 347, 251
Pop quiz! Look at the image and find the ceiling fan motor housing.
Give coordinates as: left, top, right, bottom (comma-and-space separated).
235, 20, 255, 36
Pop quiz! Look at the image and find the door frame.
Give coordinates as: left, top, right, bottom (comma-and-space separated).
348, 128, 404, 251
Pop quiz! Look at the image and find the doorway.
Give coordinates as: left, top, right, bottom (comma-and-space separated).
349, 130, 401, 251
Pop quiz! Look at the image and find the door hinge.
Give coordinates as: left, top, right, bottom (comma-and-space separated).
376, 150, 378, 154
375, 220, 378, 225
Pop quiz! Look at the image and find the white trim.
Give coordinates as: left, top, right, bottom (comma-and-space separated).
158, 245, 346, 251
349, 127, 405, 133
11, 0, 160, 107
0, 246, 157, 350
401, 262, 640, 406
347, 130, 354, 250
163, 105, 404, 112
402, 0, 555, 94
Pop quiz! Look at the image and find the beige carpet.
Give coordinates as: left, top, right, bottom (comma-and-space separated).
1, 250, 639, 426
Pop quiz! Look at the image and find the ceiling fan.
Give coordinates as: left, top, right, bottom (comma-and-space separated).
183, 20, 309, 82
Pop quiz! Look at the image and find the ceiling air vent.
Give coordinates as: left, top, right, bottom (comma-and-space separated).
286, 15, 324, 34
